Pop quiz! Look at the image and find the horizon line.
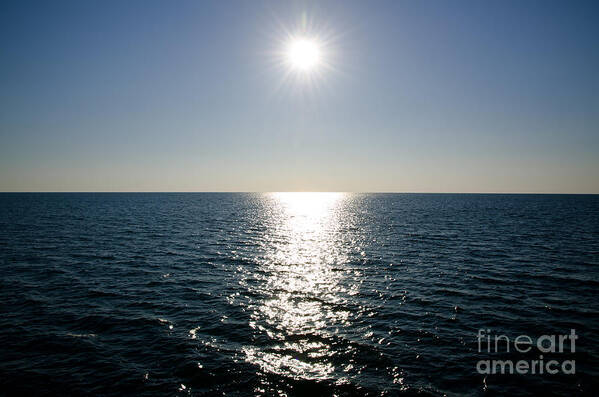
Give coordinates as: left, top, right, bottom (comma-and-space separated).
1, 191, 598, 195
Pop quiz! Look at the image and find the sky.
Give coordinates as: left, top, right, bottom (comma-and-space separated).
1, 0, 598, 193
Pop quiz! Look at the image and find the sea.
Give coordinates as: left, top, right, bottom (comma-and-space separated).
0, 193, 598, 396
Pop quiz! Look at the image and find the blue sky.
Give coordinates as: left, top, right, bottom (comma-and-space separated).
1, 0, 598, 192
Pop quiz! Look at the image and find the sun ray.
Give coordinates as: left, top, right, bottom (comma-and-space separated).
258, 9, 347, 99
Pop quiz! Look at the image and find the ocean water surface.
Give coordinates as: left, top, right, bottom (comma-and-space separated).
0, 193, 598, 396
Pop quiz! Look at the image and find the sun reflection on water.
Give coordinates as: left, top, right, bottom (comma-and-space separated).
244, 192, 356, 380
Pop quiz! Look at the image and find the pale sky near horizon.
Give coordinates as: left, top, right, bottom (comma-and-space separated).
1, 0, 598, 193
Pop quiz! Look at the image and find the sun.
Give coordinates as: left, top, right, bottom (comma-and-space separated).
286, 38, 321, 72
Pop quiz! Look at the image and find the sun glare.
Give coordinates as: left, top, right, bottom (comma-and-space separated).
286, 38, 321, 71
269, 15, 337, 92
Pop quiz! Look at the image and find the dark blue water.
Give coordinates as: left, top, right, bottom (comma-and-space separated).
1, 193, 598, 396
